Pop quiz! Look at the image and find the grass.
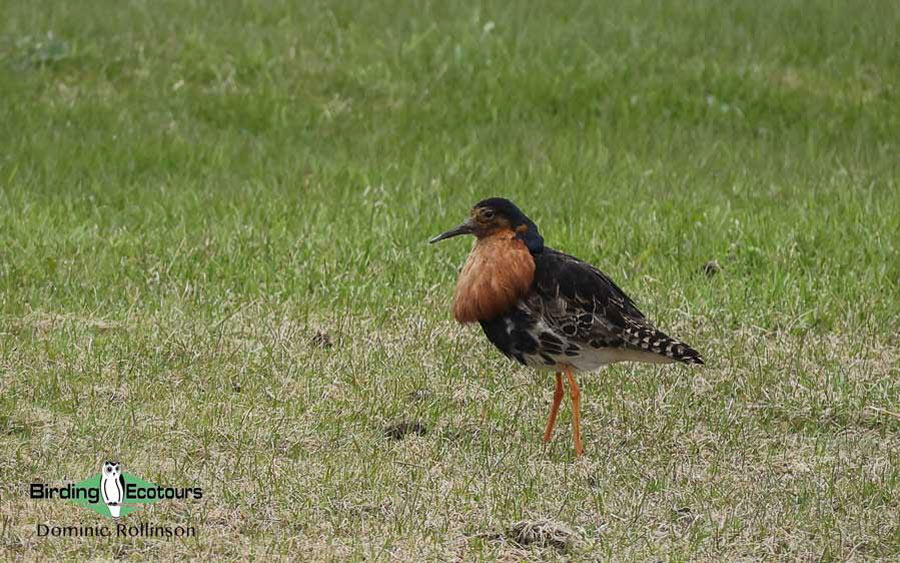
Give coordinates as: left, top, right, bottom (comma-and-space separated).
1, 0, 898, 559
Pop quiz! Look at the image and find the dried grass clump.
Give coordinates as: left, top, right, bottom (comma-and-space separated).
504, 518, 578, 552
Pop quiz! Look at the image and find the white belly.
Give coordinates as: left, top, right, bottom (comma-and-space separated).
103, 478, 123, 503
524, 346, 675, 371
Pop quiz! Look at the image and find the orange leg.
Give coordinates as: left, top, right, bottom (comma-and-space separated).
565, 368, 583, 457
542, 372, 565, 443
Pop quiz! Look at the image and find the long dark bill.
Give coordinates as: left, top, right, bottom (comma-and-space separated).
429, 221, 474, 244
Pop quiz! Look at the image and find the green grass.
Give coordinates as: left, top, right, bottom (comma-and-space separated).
1, 0, 899, 559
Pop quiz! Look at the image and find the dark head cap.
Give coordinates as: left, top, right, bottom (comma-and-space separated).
429, 197, 544, 253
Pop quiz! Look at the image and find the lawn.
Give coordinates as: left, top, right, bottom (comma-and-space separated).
1, 0, 898, 560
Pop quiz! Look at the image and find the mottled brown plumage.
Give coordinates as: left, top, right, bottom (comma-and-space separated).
431, 197, 705, 457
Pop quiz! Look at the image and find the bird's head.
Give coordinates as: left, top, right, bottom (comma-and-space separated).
103, 461, 121, 477
429, 197, 544, 253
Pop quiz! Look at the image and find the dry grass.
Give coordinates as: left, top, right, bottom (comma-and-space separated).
2, 302, 898, 560
2, 0, 899, 559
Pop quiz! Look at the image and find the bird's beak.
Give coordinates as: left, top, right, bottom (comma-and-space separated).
429, 219, 475, 244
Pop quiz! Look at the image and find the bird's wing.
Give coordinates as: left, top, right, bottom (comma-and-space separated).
532, 249, 703, 364
533, 248, 645, 337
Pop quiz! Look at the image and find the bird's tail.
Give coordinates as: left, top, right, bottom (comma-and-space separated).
622, 324, 705, 365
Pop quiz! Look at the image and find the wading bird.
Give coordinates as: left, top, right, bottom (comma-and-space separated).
430, 198, 704, 457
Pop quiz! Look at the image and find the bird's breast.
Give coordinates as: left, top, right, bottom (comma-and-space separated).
452, 232, 535, 323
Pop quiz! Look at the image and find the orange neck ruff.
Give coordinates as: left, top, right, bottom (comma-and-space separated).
452, 230, 536, 323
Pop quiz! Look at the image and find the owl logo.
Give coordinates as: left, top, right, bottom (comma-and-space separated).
100, 461, 125, 518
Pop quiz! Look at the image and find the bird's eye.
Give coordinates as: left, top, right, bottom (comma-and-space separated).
482, 209, 495, 219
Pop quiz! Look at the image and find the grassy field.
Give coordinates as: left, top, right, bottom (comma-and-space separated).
1, 0, 899, 560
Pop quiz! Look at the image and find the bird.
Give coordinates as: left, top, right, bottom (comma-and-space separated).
430, 197, 704, 457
